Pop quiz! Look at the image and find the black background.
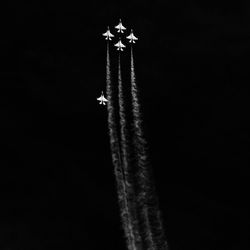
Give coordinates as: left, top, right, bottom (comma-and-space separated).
0, 1, 248, 249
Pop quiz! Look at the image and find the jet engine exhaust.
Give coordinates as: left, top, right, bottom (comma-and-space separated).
118, 53, 143, 250
105, 43, 134, 250
130, 46, 169, 250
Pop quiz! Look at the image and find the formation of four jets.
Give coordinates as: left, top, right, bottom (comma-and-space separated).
97, 19, 138, 105
102, 19, 138, 51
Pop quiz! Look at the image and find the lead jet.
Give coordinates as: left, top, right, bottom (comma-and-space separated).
97, 91, 108, 105
115, 19, 126, 33
102, 26, 114, 40
126, 29, 138, 43
114, 39, 126, 51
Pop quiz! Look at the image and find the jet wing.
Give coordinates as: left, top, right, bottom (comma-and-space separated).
120, 24, 126, 30
120, 42, 126, 48
126, 34, 132, 39
132, 35, 138, 40
97, 97, 102, 101
103, 97, 108, 102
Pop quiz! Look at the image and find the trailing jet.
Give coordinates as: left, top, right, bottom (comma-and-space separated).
114, 39, 126, 51
115, 19, 126, 33
126, 29, 138, 43
97, 91, 108, 105
102, 26, 114, 40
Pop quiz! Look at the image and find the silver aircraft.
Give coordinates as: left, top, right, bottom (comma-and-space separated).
115, 19, 126, 33
126, 29, 138, 43
97, 91, 108, 105
102, 26, 114, 40
114, 39, 126, 51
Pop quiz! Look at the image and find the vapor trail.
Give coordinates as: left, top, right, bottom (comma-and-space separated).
118, 54, 143, 250
105, 43, 134, 250
106, 43, 134, 250
130, 46, 169, 250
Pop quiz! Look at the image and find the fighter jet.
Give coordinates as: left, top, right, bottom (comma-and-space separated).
102, 26, 114, 40
115, 19, 126, 33
126, 29, 138, 43
114, 39, 126, 51
97, 91, 108, 105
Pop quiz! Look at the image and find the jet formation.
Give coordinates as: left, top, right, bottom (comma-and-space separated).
98, 19, 138, 105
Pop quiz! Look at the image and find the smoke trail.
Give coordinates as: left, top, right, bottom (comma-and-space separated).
118, 54, 143, 250
130, 46, 169, 250
130, 46, 155, 250
105, 43, 133, 250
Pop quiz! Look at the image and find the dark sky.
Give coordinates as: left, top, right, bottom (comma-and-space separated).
0, 1, 248, 249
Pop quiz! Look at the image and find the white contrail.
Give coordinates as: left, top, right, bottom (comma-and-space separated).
130, 46, 169, 250
105, 42, 134, 250
118, 53, 143, 250
130, 46, 155, 250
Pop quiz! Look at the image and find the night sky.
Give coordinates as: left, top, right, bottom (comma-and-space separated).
0, 1, 248, 249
